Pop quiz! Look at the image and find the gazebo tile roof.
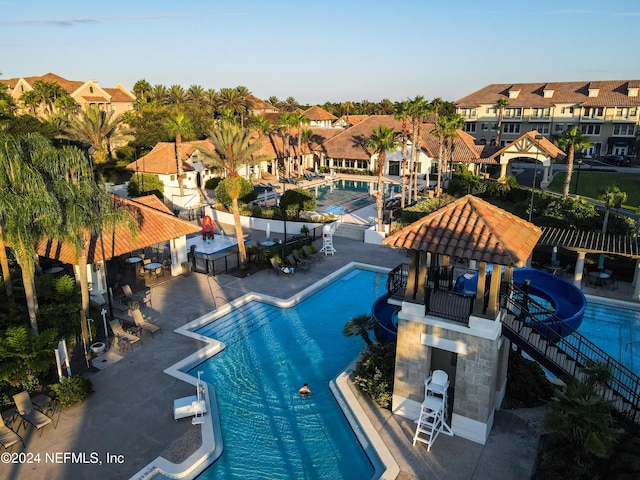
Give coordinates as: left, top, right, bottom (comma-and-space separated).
382, 195, 541, 267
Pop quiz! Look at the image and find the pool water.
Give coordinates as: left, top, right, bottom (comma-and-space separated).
578, 301, 640, 376
308, 179, 400, 212
189, 269, 387, 480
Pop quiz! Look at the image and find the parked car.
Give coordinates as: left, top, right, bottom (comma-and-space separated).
602, 155, 630, 166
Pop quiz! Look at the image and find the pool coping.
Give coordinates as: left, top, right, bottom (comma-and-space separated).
130, 262, 398, 480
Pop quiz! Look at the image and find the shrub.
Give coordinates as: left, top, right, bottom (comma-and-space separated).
352, 342, 396, 409
51, 375, 93, 407
214, 177, 255, 206
128, 173, 164, 198
505, 349, 554, 408
280, 188, 317, 218
204, 177, 222, 190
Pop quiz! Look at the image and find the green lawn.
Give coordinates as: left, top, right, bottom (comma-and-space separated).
548, 170, 640, 210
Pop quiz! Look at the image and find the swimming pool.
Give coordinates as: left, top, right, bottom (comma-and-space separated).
578, 298, 640, 376
188, 268, 388, 479
308, 179, 400, 213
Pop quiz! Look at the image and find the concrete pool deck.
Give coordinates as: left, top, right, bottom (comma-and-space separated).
4, 232, 637, 480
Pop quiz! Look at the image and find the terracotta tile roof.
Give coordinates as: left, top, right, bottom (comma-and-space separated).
303, 105, 338, 121
382, 195, 541, 267
125, 142, 198, 174
104, 87, 136, 102
82, 95, 109, 102
418, 124, 496, 164
250, 95, 278, 112
36, 195, 201, 264
336, 115, 369, 126
489, 131, 566, 161
318, 115, 402, 160
455, 80, 640, 108
132, 194, 174, 214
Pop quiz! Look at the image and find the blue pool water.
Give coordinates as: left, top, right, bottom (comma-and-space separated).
578, 300, 640, 376
189, 269, 387, 479
308, 179, 400, 212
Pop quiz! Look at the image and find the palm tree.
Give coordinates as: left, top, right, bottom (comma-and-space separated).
443, 114, 465, 186
20, 90, 41, 116
301, 128, 315, 171
186, 84, 206, 105
0, 133, 61, 335
291, 112, 309, 175
132, 79, 153, 106
282, 96, 300, 113
342, 314, 376, 346
204, 122, 266, 267
494, 97, 509, 146
276, 112, 297, 179
365, 125, 400, 231
215, 88, 244, 123
596, 186, 627, 269
556, 127, 591, 198
267, 96, 282, 110
166, 85, 187, 107
61, 104, 132, 164
408, 96, 432, 203
164, 114, 194, 197
152, 84, 168, 104
234, 86, 254, 127
394, 100, 411, 208
431, 116, 447, 198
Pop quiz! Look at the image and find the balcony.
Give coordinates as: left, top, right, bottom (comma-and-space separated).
387, 264, 475, 326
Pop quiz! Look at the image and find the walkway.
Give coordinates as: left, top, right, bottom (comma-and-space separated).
4, 230, 636, 480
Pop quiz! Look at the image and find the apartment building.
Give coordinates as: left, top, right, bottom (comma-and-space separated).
455, 80, 640, 158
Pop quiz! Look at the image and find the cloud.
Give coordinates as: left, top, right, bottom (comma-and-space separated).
2, 14, 192, 27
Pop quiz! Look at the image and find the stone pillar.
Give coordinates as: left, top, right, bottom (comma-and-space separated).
499, 162, 507, 180
573, 251, 586, 288
485, 266, 503, 319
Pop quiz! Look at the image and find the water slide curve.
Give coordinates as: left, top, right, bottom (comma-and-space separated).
373, 267, 586, 342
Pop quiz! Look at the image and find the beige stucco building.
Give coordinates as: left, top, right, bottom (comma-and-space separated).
455, 80, 640, 158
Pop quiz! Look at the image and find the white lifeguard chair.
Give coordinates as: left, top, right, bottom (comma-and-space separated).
320, 224, 336, 256
413, 370, 453, 450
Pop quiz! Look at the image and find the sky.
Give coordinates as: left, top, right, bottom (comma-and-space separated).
1, 0, 639, 105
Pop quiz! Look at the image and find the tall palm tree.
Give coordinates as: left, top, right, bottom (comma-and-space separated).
20, 90, 41, 116
291, 112, 309, 175
556, 127, 591, 198
365, 125, 400, 231
0, 133, 61, 335
301, 128, 315, 171
61, 104, 132, 164
431, 116, 447, 198
167, 85, 187, 107
267, 96, 282, 110
234, 86, 254, 127
408, 96, 432, 203
494, 97, 509, 146
152, 84, 168, 104
163, 114, 194, 197
443, 114, 465, 183
204, 122, 266, 267
215, 88, 244, 123
132, 79, 153, 107
276, 112, 296, 179
282, 96, 299, 113
394, 100, 411, 208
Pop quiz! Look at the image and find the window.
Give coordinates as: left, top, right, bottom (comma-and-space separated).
503, 123, 520, 134
613, 124, 635, 136
530, 124, 550, 134
579, 124, 601, 135
89, 86, 94, 93
504, 108, 522, 118
582, 107, 604, 118
461, 108, 476, 119
481, 123, 488, 131
491, 123, 497, 131
615, 107, 638, 119
530, 107, 551, 118
463, 123, 476, 133
554, 124, 564, 132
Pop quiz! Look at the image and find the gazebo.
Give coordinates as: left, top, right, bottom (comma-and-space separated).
382, 195, 541, 444
35, 194, 201, 302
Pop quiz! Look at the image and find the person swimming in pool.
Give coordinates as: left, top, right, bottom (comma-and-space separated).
298, 383, 311, 396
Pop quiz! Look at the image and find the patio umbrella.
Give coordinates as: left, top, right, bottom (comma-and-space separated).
266, 222, 271, 240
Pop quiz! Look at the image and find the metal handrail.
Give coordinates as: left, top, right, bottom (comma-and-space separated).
501, 286, 640, 422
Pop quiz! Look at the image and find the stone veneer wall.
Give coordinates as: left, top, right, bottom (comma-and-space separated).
393, 318, 501, 426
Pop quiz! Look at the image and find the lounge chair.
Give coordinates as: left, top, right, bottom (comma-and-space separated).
286, 255, 308, 272
302, 245, 323, 263
270, 257, 293, 277
292, 250, 312, 270
122, 284, 151, 308
12, 391, 53, 436
0, 414, 24, 451
109, 319, 141, 350
131, 309, 162, 337
102, 292, 130, 314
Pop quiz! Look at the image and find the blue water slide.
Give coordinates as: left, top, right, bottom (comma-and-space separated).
454, 266, 586, 333
373, 267, 586, 342
372, 293, 399, 342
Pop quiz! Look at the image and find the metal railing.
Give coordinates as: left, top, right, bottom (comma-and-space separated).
425, 288, 474, 325
501, 284, 640, 423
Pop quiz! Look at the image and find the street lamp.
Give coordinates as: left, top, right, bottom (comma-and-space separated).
573, 158, 583, 196
528, 134, 544, 223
